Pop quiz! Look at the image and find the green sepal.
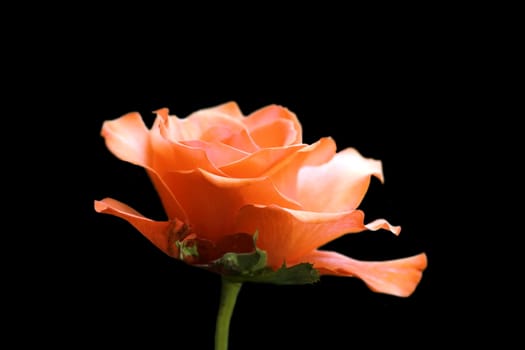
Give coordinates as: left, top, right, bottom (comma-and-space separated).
225, 261, 320, 285
208, 234, 320, 285
176, 240, 199, 260
216, 247, 268, 276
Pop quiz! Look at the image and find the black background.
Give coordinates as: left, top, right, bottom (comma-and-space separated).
77, 66, 444, 349
17, 11, 482, 349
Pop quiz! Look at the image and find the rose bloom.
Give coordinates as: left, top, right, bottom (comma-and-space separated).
94, 102, 427, 297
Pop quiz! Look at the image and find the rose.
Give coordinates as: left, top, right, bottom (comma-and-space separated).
94, 101, 426, 297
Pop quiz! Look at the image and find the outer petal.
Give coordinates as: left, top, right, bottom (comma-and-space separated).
163, 170, 302, 242
145, 169, 188, 221
234, 204, 368, 269
100, 113, 186, 220
365, 218, 401, 235
101, 112, 151, 167
297, 147, 383, 212
298, 250, 427, 297
244, 104, 302, 146
94, 198, 172, 254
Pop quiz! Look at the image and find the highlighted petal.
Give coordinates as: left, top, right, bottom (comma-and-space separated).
156, 105, 259, 153
101, 112, 150, 167
173, 104, 246, 141
153, 109, 232, 173
266, 137, 337, 200
365, 218, 401, 235
94, 198, 171, 254
297, 147, 384, 212
100, 113, 186, 220
299, 250, 427, 297
234, 205, 367, 268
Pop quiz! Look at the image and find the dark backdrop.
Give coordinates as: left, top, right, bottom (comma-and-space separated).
24, 19, 467, 349
76, 68, 444, 349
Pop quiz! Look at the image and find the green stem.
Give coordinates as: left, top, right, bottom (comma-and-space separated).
215, 277, 242, 350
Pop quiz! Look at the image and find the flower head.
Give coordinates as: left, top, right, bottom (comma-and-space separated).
94, 102, 426, 297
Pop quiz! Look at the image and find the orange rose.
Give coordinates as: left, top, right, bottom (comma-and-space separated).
94, 101, 426, 297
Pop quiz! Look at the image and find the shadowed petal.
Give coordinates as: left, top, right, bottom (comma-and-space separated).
244, 104, 302, 145
181, 140, 249, 169
297, 147, 383, 212
298, 250, 427, 297
145, 169, 188, 221
221, 128, 260, 153
94, 198, 172, 254
164, 170, 301, 242
220, 144, 306, 178
234, 205, 367, 268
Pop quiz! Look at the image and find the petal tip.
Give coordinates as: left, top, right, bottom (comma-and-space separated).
94, 199, 107, 212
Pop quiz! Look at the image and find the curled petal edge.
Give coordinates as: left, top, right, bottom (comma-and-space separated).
365, 218, 401, 236
298, 250, 427, 297
94, 198, 173, 255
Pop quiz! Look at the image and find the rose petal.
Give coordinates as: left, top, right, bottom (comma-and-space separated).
161, 103, 246, 142
264, 137, 337, 200
204, 101, 245, 119
100, 113, 187, 220
145, 169, 188, 221
101, 112, 150, 166
150, 112, 217, 174
250, 119, 298, 148
297, 147, 384, 212
365, 218, 401, 235
94, 198, 172, 254
298, 250, 427, 297
221, 128, 260, 153
219, 144, 306, 178
156, 106, 259, 154
244, 104, 302, 145
153, 109, 248, 174
163, 170, 301, 242
178, 140, 249, 169
234, 205, 367, 268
